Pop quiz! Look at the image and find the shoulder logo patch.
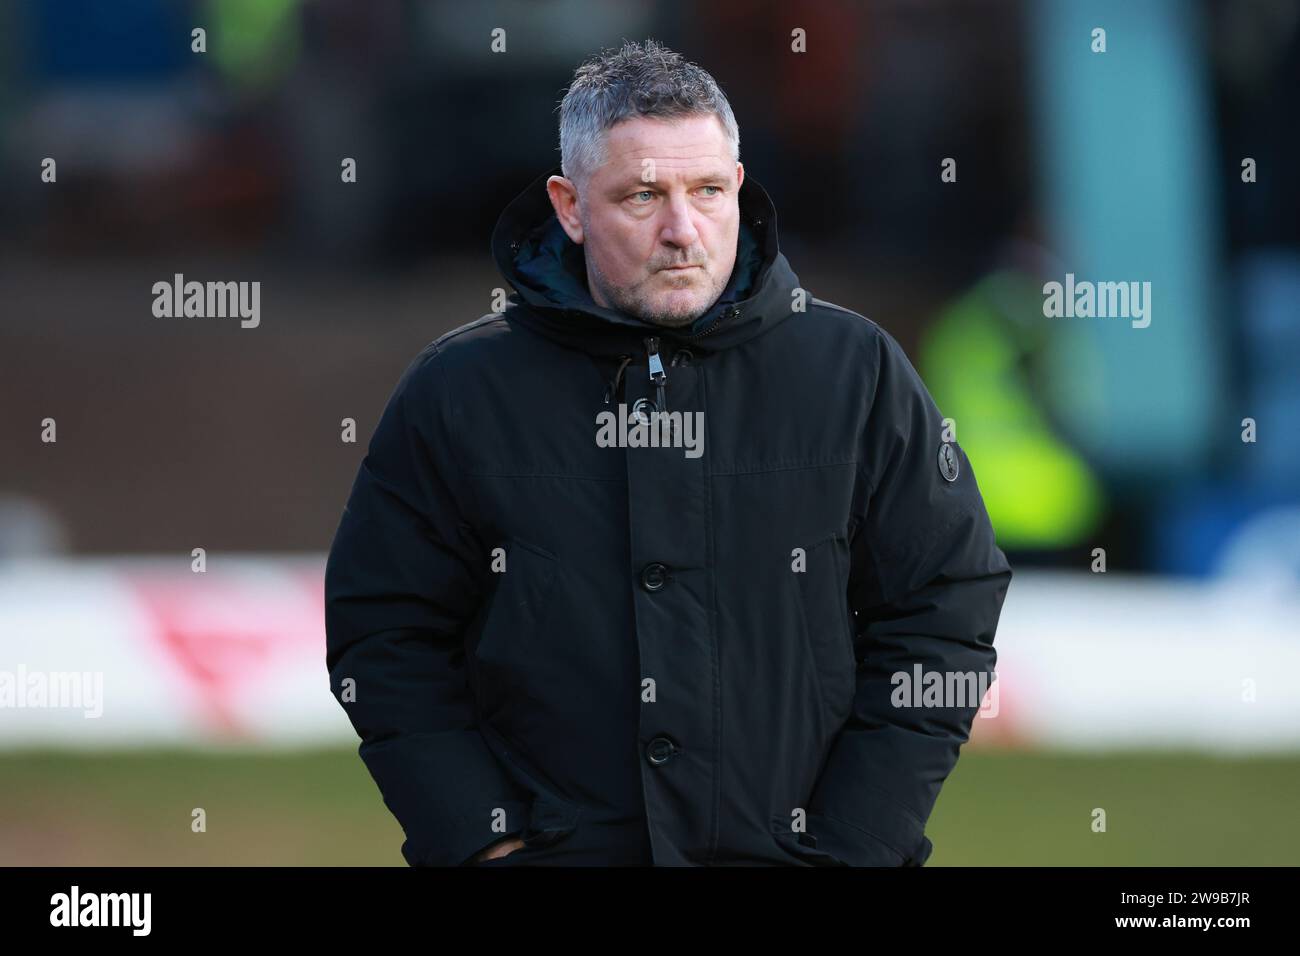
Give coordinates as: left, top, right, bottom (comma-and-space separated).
938, 442, 959, 482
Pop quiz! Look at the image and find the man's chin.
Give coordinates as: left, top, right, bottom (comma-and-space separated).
634, 293, 712, 328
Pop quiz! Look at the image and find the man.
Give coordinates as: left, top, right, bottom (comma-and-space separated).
324, 39, 1011, 867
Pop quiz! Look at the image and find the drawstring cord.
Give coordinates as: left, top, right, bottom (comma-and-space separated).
603, 354, 633, 405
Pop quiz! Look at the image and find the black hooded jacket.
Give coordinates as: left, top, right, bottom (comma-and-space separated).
324, 165, 1013, 866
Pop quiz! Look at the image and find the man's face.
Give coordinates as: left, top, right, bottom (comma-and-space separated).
547, 113, 744, 328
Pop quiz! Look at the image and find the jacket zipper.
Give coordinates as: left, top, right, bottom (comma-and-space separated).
610, 314, 722, 414
645, 336, 667, 412
640, 303, 739, 404
680, 304, 742, 342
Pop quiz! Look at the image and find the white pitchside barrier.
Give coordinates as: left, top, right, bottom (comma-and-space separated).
0, 557, 1297, 752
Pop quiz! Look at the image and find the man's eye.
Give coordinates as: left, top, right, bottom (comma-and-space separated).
700, 185, 721, 196
630, 191, 655, 203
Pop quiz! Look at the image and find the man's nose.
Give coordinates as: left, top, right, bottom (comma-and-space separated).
657, 194, 701, 249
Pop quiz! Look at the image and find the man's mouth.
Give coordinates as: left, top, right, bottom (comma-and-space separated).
662, 264, 701, 272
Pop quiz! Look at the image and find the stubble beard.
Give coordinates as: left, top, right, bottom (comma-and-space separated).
585, 254, 725, 329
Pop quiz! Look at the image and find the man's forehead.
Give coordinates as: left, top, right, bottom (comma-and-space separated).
595, 117, 734, 181
599, 159, 735, 191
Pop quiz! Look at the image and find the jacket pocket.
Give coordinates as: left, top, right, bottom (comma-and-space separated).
770, 814, 848, 867
466, 791, 584, 865
472, 536, 558, 695
790, 531, 857, 726
468, 539, 581, 855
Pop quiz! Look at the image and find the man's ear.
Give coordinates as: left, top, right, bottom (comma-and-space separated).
735, 161, 744, 190
546, 175, 585, 244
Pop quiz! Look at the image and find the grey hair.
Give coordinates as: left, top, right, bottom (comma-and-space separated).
558, 39, 740, 191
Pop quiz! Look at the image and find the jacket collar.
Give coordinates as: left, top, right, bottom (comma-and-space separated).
490, 164, 801, 359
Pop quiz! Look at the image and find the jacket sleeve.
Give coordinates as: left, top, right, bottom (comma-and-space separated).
324, 341, 532, 867
806, 326, 1012, 866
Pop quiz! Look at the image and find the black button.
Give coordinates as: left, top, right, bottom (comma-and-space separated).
641, 562, 668, 592
723, 306, 741, 319
646, 736, 677, 766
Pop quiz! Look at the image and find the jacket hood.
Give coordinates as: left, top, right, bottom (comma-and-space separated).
490, 165, 802, 360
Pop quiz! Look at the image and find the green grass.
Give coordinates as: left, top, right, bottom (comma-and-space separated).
1, 748, 1296, 865
0, 746, 404, 866
928, 749, 1300, 865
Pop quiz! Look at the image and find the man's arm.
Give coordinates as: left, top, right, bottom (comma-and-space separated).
807, 327, 1013, 866
324, 341, 532, 867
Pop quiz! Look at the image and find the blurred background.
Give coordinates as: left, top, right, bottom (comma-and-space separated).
2, 0, 1298, 865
